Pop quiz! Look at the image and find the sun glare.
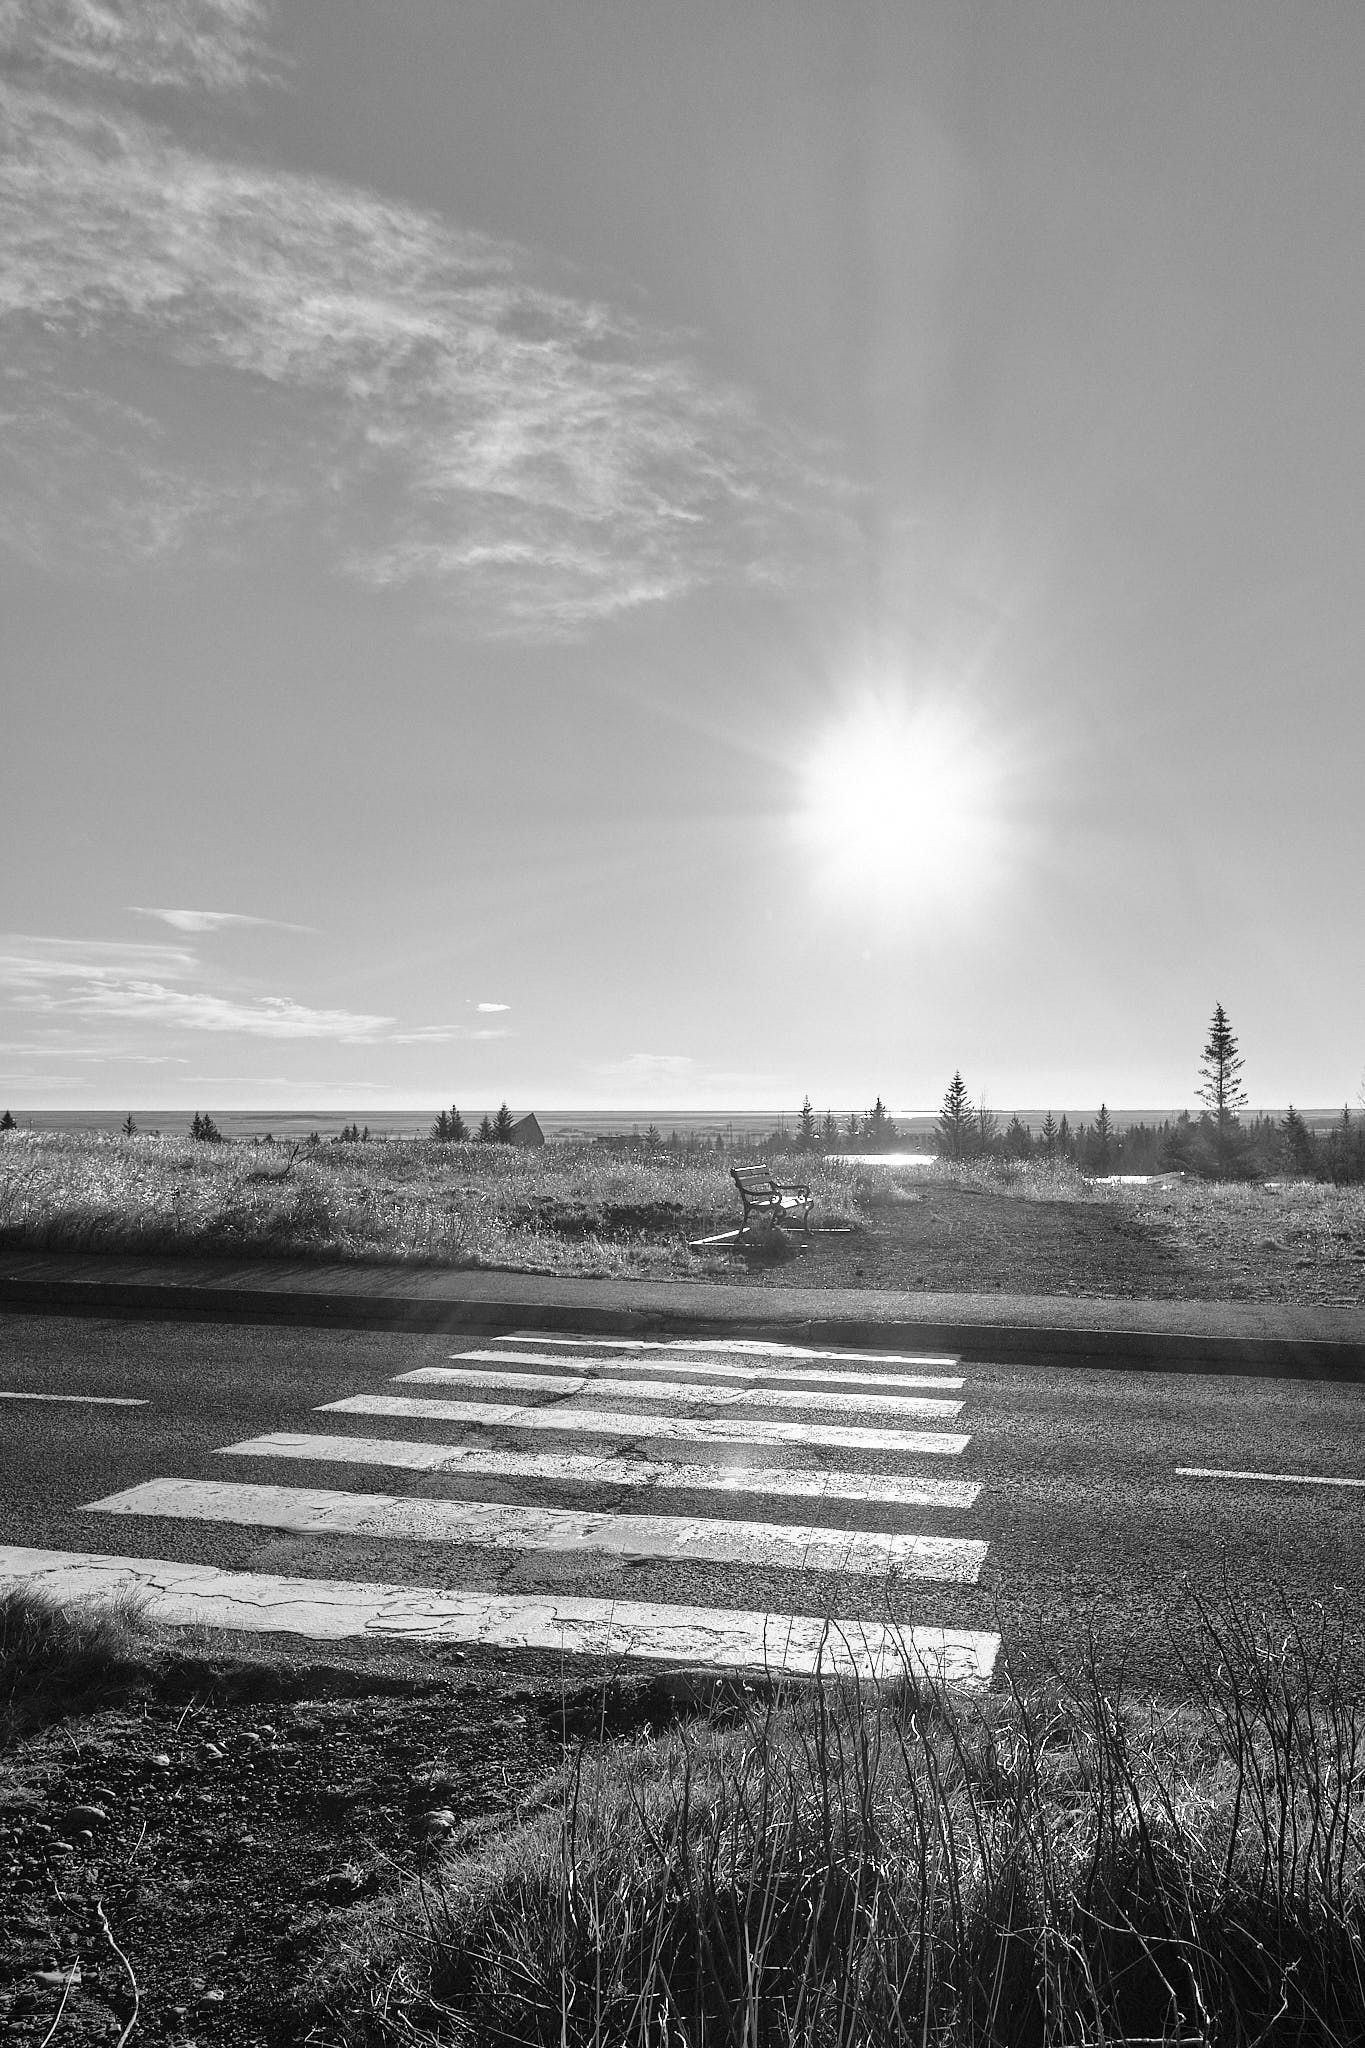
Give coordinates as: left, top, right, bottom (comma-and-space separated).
796, 694, 1003, 915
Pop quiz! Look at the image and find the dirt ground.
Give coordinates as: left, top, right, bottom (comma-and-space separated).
703, 1180, 1365, 1305
0, 1644, 590, 2046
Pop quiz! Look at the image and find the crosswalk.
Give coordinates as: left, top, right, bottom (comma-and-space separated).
2, 1330, 1000, 1686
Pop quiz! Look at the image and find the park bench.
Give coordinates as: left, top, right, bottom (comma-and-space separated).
730, 1164, 814, 1239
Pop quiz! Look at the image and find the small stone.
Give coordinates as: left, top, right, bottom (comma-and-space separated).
200, 1988, 226, 2005
66, 1804, 108, 1829
202, 1743, 225, 1761
149, 1754, 172, 1770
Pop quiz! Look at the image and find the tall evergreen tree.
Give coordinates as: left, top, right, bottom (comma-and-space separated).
1093, 1102, 1113, 1173
1040, 1110, 1058, 1159
478, 1114, 495, 1143
492, 1102, 516, 1143
936, 1072, 973, 1161
0, 1109, 15, 1131
865, 1096, 890, 1150
798, 1096, 816, 1149
821, 1109, 839, 1147
431, 1109, 452, 1141
1198, 1002, 1247, 1129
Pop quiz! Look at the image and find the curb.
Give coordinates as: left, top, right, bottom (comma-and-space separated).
5, 1270, 1364, 1381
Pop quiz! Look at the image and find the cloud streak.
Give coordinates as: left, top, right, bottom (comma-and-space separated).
0, 7, 838, 634
1, 935, 503, 1047
0, 0, 275, 96
131, 907, 315, 934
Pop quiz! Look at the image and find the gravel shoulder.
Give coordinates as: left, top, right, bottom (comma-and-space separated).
0, 1632, 591, 2047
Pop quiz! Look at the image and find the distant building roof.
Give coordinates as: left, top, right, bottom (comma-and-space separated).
509, 1112, 545, 1148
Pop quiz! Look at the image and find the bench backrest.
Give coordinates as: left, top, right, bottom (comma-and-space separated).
731, 1165, 777, 1192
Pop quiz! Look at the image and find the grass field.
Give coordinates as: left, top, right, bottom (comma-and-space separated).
308, 1594, 1365, 2046
2, 1131, 1363, 1300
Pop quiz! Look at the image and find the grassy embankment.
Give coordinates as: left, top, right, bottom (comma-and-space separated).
3, 1129, 1364, 1290
304, 1593, 1365, 2046
5, 1585, 1363, 2046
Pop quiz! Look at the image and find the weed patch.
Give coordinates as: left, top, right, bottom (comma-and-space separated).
307, 1598, 1365, 2047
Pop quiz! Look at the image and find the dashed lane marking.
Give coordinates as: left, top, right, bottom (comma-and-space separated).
321, 1393, 970, 1457
0, 1391, 148, 1406
84, 1477, 988, 1581
0, 1545, 1000, 1683
462, 1347, 963, 1391
223, 1433, 981, 1507
1177, 1467, 1365, 1488
396, 1366, 962, 1420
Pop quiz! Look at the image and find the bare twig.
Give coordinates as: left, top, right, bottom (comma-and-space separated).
95, 1897, 140, 2046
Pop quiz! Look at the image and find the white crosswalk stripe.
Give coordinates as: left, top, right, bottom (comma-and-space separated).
3, 1328, 997, 1681
221, 1432, 982, 1507
394, 1364, 963, 1419
497, 1334, 959, 1368
321, 1392, 970, 1456
85, 1477, 988, 1580
0, 1546, 998, 1684
464, 1346, 965, 1391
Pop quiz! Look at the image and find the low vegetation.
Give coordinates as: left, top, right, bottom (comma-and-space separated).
0, 1585, 151, 1743
3, 1131, 1364, 1297
307, 1594, 1365, 2047
0, 1129, 860, 1278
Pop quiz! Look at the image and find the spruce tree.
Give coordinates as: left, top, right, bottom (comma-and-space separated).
478, 1114, 495, 1143
0, 1109, 15, 1131
450, 1106, 469, 1141
432, 1109, 452, 1141
1040, 1110, 1057, 1159
798, 1096, 816, 1149
936, 1072, 973, 1161
1198, 1002, 1247, 1130
821, 1109, 838, 1147
493, 1102, 516, 1143
1280, 1105, 1317, 1177
1094, 1103, 1113, 1173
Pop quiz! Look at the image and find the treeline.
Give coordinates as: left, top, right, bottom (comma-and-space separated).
937, 1003, 1365, 1183
430, 1102, 516, 1145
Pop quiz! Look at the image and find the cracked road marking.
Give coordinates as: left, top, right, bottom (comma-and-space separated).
0, 1545, 1000, 1683
396, 1366, 962, 1419
221, 1433, 982, 1508
84, 1478, 988, 1582
500, 1333, 961, 1368
464, 1347, 964, 1391
322, 1393, 970, 1457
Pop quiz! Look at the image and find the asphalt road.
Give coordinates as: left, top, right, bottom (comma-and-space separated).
2, 1311, 1362, 1693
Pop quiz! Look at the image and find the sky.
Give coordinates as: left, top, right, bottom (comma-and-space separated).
3, 0, 1363, 1118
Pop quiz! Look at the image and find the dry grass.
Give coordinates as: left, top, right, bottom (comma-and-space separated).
0, 1585, 152, 1745
0, 1132, 861, 1280
307, 1595, 1365, 2047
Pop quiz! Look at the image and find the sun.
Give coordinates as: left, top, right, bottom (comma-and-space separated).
795, 693, 1002, 914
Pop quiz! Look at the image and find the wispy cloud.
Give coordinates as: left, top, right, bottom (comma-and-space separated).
476, 1002, 510, 1014
131, 907, 315, 935
388, 1024, 508, 1044
0, 6, 838, 634
0, 0, 275, 96
0, 936, 198, 988
0, 935, 497, 1047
